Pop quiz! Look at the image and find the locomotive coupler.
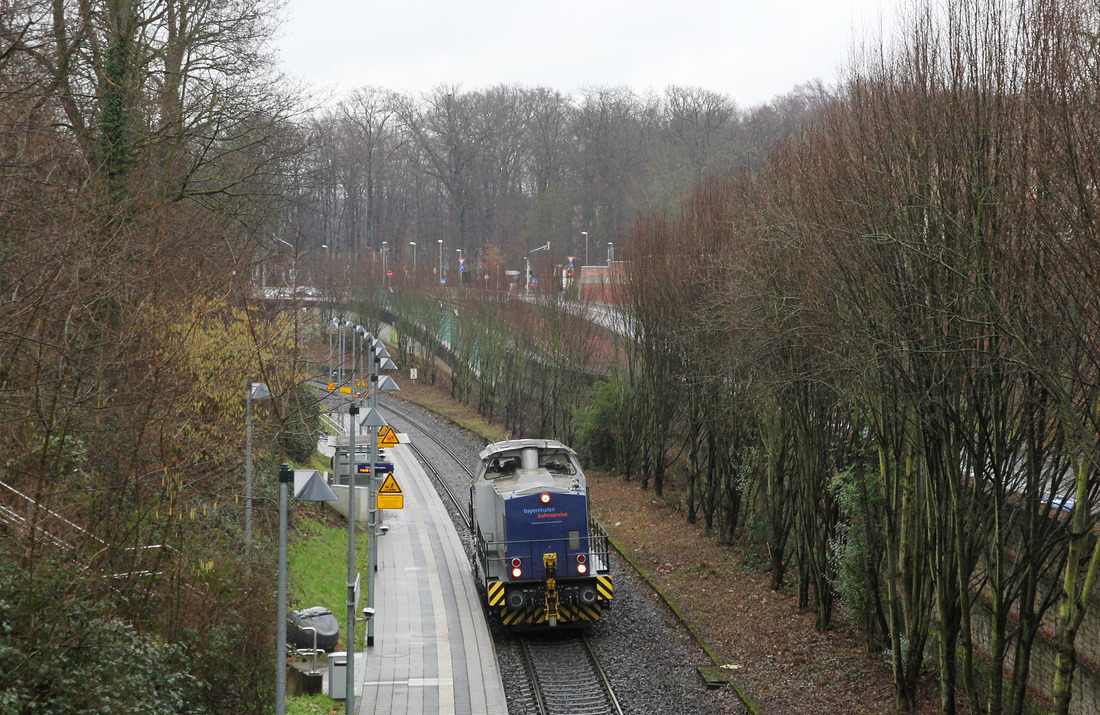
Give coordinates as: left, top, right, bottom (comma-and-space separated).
543, 553, 560, 626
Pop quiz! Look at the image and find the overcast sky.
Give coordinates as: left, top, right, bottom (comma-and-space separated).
273, 0, 900, 108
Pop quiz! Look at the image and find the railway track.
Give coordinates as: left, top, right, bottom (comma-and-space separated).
520, 633, 623, 715
379, 397, 623, 715
377, 398, 472, 529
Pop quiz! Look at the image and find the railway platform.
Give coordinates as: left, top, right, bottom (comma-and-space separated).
320, 425, 507, 715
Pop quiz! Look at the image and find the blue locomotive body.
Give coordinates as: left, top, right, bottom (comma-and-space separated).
470, 439, 613, 627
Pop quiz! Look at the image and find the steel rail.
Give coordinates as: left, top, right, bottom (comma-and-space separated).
376, 399, 472, 529
519, 633, 622, 715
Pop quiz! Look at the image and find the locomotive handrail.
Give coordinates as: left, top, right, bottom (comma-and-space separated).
473, 524, 492, 581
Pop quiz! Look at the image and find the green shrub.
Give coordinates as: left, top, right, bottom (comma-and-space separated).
574, 376, 623, 469
0, 555, 203, 714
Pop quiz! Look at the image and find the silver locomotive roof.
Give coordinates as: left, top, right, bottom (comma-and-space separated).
477, 438, 576, 462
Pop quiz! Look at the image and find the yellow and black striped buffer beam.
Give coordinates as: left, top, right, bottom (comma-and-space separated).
596, 575, 613, 601
563, 602, 603, 621
501, 606, 537, 626
498, 603, 603, 626
487, 580, 505, 607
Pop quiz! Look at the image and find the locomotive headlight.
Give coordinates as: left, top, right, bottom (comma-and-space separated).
540, 493, 551, 504
511, 567, 523, 578
577, 563, 588, 575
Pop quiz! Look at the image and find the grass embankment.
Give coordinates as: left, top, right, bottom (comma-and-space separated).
286, 512, 370, 713
287, 513, 371, 652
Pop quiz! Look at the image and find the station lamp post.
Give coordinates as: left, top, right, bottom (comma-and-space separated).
410, 241, 417, 271
328, 317, 339, 382
381, 242, 387, 287
582, 231, 588, 266
344, 320, 356, 387
345, 403, 360, 715
437, 239, 444, 285
245, 381, 271, 552
608, 242, 614, 265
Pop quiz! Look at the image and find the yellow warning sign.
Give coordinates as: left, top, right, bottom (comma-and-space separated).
377, 425, 399, 448
326, 381, 336, 391
377, 493, 403, 509
339, 386, 352, 394
377, 472, 403, 509
378, 473, 402, 494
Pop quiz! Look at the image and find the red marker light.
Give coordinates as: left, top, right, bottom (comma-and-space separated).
511, 557, 521, 568
576, 554, 586, 564
540, 493, 551, 504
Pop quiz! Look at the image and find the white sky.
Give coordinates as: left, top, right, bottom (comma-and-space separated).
273, 0, 900, 108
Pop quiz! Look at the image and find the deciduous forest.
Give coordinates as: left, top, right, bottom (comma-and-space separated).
3, 0, 1100, 713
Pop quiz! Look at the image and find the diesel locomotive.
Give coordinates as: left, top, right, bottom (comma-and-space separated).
469, 439, 613, 627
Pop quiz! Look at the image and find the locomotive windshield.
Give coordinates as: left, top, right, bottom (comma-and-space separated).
482, 450, 578, 479
484, 455, 520, 479
539, 453, 576, 475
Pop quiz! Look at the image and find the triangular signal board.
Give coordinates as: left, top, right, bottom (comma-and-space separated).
377, 425, 399, 447
378, 473, 402, 494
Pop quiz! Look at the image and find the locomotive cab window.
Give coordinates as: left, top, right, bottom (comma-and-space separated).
539, 453, 576, 475
485, 456, 519, 479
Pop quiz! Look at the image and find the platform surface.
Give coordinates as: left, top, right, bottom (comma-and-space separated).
336, 435, 507, 715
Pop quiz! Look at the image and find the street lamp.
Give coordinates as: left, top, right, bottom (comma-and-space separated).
245, 380, 271, 552
409, 241, 416, 271
608, 242, 614, 265
437, 239, 444, 285
356, 326, 369, 397
526, 242, 550, 296
456, 248, 463, 287
381, 242, 387, 288
276, 465, 337, 715
344, 320, 355, 387
336, 320, 346, 385
582, 231, 588, 267
328, 317, 339, 383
